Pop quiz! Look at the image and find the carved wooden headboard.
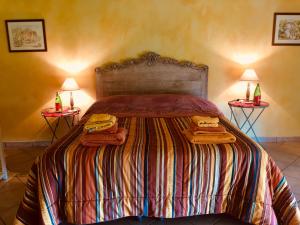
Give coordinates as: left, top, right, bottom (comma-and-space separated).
95, 52, 208, 100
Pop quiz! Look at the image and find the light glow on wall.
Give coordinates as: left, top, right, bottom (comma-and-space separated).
55, 59, 91, 75
21, 45, 100, 140
232, 53, 259, 65
40, 45, 109, 76
35, 45, 101, 120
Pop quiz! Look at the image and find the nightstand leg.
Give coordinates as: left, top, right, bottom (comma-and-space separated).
51, 117, 61, 143
71, 115, 75, 126
241, 108, 261, 143
240, 108, 254, 130
43, 116, 59, 142
229, 106, 241, 129
245, 108, 266, 134
64, 117, 71, 129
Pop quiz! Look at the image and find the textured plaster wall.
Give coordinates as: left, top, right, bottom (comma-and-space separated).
0, 0, 300, 141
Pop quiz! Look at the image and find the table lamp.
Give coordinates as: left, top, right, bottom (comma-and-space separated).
61, 78, 80, 110
240, 69, 259, 101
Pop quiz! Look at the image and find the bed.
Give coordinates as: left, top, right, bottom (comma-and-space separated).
15, 52, 300, 225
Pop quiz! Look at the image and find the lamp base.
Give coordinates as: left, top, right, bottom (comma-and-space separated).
70, 91, 74, 110
246, 82, 250, 101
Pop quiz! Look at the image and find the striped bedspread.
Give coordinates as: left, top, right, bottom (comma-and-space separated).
15, 116, 300, 225
15, 94, 300, 225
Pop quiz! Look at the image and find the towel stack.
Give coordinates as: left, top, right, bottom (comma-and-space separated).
80, 114, 128, 147
183, 116, 236, 144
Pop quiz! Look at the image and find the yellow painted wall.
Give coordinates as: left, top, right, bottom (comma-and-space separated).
0, 0, 300, 141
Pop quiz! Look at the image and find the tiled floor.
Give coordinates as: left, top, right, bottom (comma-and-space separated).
0, 142, 299, 225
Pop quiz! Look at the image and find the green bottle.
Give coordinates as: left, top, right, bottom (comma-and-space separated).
55, 92, 62, 112
253, 83, 261, 105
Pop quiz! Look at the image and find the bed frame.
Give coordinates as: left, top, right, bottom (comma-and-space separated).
95, 52, 208, 100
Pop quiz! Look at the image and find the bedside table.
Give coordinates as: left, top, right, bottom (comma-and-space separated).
41, 107, 80, 143
228, 100, 269, 142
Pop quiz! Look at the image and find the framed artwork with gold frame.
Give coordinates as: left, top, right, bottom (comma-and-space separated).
272, 13, 300, 46
5, 19, 47, 52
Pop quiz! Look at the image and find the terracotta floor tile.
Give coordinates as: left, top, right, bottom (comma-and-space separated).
285, 176, 300, 194
280, 142, 300, 156
280, 143, 300, 157
6, 158, 35, 174
4, 147, 45, 158
24, 147, 46, 159
262, 142, 284, 151
0, 204, 19, 225
262, 142, 300, 156
0, 177, 25, 210
3, 147, 44, 174
5, 154, 34, 173
263, 142, 300, 170
262, 142, 284, 149
261, 142, 300, 157
5, 150, 32, 162
2, 148, 25, 158
16, 175, 28, 185
266, 149, 298, 165
272, 160, 290, 170
283, 165, 300, 179
294, 193, 300, 202
290, 157, 300, 167
0, 172, 17, 189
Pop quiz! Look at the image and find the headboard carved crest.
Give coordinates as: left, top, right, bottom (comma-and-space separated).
95, 51, 208, 73
95, 51, 208, 99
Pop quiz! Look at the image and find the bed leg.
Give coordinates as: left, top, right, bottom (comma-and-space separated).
137, 216, 143, 222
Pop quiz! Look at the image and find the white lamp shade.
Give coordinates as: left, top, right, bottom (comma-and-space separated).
61, 78, 80, 91
240, 69, 259, 81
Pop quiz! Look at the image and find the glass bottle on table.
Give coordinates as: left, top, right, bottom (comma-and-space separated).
253, 83, 261, 106
55, 92, 63, 112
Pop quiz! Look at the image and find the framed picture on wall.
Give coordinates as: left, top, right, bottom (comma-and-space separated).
5, 19, 47, 52
272, 13, 300, 46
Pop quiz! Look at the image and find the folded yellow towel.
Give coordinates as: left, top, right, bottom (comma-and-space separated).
190, 123, 227, 135
191, 116, 219, 126
86, 113, 114, 122
183, 129, 236, 144
84, 114, 117, 133
197, 123, 219, 128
